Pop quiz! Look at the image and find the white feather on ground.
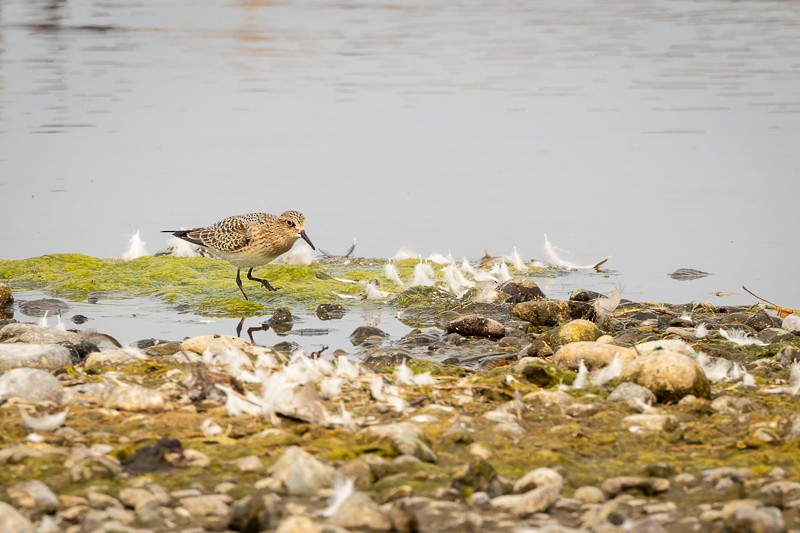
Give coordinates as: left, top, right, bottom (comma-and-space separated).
594, 288, 622, 327
695, 352, 732, 382
720, 328, 767, 346
591, 354, 623, 386
364, 280, 390, 300
20, 408, 68, 432
695, 323, 709, 339
384, 263, 405, 286
543, 234, 610, 270
321, 477, 355, 518
411, 260, 436, 287
573, 360, 588, 389
121, 230, 148, 260
201, 418, 223, 437
443, 264, 473, 297
283, 245, 315, 265
765, 361, 800, 395
166, 235, 203, 258
489, 261, 512, 283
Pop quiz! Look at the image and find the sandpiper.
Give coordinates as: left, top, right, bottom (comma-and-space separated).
163, 211, 315, 300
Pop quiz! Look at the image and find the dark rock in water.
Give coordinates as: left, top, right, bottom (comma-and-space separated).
132, 338, 174, 350
272, 341, 300, 354
775, 346, 800, 368
18, 298, 70, 318
569, 289, 604, 302
350, 325, 389, 345
629, 310, 658, 322
398, 328, 444, 348
122, 438, 182, 473
269, 307, 293, 324
70, 314, 89, 324
0, 283, 13, 308
446, 315, 505, 338
668, 268, 711, 280
498, 278, 546, 303
745, 311, 775, 332
316, 303, 345, 320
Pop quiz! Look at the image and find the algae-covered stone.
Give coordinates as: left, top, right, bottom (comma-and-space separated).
451, 459, 500, 497
519, 360, 571, 388
391, 286, 458, 309
541, 319, 600, 346
621, 350, 711, 402
0, 343, 72, 372
553, 341, 637, 370
512, 300, 571, 326
0, 283, 13, 308
446, 315, 505, 338
0, 367, 64, 404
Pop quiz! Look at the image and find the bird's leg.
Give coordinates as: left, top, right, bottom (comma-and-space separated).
236, 269, 250, 300
247, 267, 279, 292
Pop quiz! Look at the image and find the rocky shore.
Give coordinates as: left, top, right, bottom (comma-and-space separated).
1, 270, 800, 533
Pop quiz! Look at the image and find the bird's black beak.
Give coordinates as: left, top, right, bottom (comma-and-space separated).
299, 230, 315, 250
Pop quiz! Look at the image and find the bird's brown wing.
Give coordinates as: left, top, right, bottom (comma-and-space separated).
186, 216, 252, 253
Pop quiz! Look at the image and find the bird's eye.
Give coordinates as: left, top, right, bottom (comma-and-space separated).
286, 220, 295, 227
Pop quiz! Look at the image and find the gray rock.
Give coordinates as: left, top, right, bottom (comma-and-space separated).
512, 485, 561, 516
776, 346, 800, 367
0, 501, 35, 533
446, 315, 505, 338
553, 341, 636, 370
620, 350, 711, 402
328, 491, 392, 531
7, 479, 59, 513
349, 325, 389, 345
513, 467, 564, 494
622, 413, 679, 432
362, 422, 437, 463
179, 494, 232, 530
394, 497, 482, 533
711, 395, 755, 415
0, 343, 72, 372
451, 459, 501, 497
0, 368, 65, 404
101, 383, 165, 411
229, 492, 283, 533
601, 476, 670, 497
721, 499, 785, 533
0, 323, 82, 345
270, 446, 340, 496
236, 455, 264, 473
119, 487, 161, 523
782, 314, 800, 333
608, 382, 656, 411
758, 328, 794, 344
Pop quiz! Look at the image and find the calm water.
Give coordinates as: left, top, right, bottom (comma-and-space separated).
2, 0, 799, 324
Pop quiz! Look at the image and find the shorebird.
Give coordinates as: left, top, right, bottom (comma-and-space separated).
163, 211, 315, 300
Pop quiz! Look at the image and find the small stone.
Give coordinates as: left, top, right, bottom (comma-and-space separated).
512, 300, 572, 326
744, 311, 775, 332
394, 497, 482, 533
362, 422, 437, 463
328, 491, 393, 531
513, 467, 563, 494
622, 414, 679, 433
498, 278, 546, 303
316, 303, 346, 320
513, 485, 561, 517
782, 314, 800, 333
275, 515, 321, 533
0, 322, 82, 345
711, 395, 754, 415
0, 501, 34, 533
620, 350, 710, 402
7, 480, 59, 513
574, 485, 606, 504
0, 343, 73, 373
601, 476, 670, 497
179, 494, 232, 530
446, 315, 505, 338
349, 325, 389, 345
102, 383, 165, 411
0, 367, 65, 404
236, 455, 264, 473
608, 382, 656, 411
451, 460, 500, 497
553, 341, 637, 370
338, 459, 375, 489
84, 349, 144, 370
270, 446, 340, 496
721, 499, 785, 533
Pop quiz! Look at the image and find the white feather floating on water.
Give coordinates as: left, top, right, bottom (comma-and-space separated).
573, 360, 588, 389
20, 408, 68, 432
55, 314, 66, 331
543, 234, 610, 270
38, 310, 49, 329
321, 477, 355, 518
121, 230, 148, 260
384, 263, 405, 286
719, 328, 767, 346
